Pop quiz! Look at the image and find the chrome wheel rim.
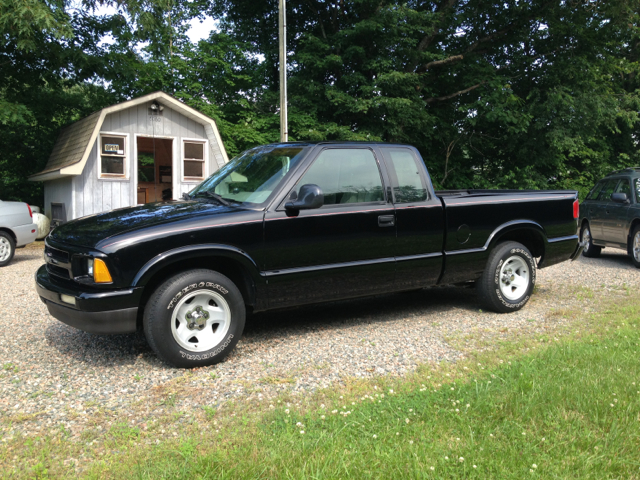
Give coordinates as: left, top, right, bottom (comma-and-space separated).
170, 290, 231, 352
634, 232, 640, 262
582, 228, 591, 253
0, 237, 11, 262
499, 255, 529, 301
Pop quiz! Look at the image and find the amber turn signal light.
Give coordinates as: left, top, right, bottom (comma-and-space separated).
93, 258, 113, 283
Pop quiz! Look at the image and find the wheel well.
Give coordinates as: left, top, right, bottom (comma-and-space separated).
0, 228, 16, 244
580, 218, 589, 232
627, 218, 640, 253
493, 229, 544, 258
136, 256, 257, 328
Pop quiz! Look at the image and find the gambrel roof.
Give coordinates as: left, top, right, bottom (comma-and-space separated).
30, 92, 228, 182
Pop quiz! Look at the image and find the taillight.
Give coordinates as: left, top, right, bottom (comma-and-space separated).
573, 199, 579, 219
27, 204, 32, 218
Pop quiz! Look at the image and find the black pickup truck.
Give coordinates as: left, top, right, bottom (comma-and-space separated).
36, 142, 582, 367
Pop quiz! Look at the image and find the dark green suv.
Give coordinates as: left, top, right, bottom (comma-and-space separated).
579, 168, 640, 267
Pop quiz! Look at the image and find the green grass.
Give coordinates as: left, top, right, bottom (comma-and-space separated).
91, 308, 640, 479
3, 297, 640, 478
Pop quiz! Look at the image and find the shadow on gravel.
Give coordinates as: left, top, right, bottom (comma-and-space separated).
591, 252, 635, 268
41, 286, 478, 366
244, 286, 479, 339
43, 323, 156, 367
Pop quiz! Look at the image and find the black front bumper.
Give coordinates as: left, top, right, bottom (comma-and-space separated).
35, 265, 143, 334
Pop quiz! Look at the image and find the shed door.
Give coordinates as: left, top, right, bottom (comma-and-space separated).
137, 137, 173, 204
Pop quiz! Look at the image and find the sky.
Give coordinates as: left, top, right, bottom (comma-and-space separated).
185, 16, 217, 43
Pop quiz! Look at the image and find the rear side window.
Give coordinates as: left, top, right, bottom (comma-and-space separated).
296, 148, 384, 205
596, 179, 620, 201
635, 179, 640, 203
381, 148, 428, 203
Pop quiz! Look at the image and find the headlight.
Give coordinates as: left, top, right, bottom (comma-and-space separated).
88, 258, 112, 283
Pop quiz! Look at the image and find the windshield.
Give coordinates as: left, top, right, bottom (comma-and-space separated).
189, 145, 307, 206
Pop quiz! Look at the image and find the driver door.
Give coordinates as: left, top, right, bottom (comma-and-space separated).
263, 147, 396, 309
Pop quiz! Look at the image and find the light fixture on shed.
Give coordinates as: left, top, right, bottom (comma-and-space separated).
150, 101, 164, 112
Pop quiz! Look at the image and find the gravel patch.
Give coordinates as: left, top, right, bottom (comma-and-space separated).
0, 242, 637, 440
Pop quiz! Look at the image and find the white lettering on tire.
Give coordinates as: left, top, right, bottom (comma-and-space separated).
492, 248, 535, 308
167, 282, 229, 310
179, 334, 234, 360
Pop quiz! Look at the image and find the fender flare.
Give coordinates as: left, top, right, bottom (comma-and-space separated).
485, 220, 547, 252
132, 243, 262, 287
446, 220, 547, 256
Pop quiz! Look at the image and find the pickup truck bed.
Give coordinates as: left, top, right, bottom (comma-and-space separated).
35, 141, 582, 367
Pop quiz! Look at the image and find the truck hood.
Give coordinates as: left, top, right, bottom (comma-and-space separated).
49, 200, 238, 250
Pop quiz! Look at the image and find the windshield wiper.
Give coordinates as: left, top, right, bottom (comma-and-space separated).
182, 192, 191, 200
197, 191, 232, 206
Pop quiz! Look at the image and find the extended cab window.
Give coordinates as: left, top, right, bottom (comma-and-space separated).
635, 179, 640, 202
597, 179, 620, 202
381, 148, 428, 203
296, 148, 384, 205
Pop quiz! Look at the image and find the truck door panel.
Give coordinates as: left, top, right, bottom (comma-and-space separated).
263, 147, 396, 308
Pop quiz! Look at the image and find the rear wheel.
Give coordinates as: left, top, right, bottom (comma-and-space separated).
477, 241, 536, 313
143, 269, 245, 368
0, 232, 15, 267
581, 223, 601, 258
631, 225, 640, 268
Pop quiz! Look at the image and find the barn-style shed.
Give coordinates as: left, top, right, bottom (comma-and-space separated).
29, 92, 228, 223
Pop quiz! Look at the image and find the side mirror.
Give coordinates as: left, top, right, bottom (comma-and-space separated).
611, 192, 630, 204
285, 184, 324, 211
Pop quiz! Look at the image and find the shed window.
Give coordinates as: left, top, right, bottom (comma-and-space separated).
183, 141, 205, 180
100, 135, 126, 177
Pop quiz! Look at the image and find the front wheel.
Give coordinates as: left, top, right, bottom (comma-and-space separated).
581, 223, 601, 258
143, 269, 246, 368
477, 241, 536, 313
631, 225, 640, 269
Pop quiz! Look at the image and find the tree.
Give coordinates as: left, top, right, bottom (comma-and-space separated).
213, 0, 640, 195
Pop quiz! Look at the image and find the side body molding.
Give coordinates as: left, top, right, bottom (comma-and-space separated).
132, 243, 262, 287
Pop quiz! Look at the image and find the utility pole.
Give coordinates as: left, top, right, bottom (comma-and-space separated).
279, 0, 288, 142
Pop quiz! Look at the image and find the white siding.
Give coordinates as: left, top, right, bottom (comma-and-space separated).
44, 177, 73, 220
101, 103, 218, 204
71, 140, 129, 219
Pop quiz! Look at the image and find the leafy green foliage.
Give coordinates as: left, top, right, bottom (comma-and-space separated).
3, 0, 640, 206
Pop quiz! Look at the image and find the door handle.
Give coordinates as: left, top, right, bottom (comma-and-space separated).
378, 215, 395, 227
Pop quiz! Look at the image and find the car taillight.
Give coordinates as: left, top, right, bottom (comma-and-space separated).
27, 204, 32, 218
573, 199, 579, 219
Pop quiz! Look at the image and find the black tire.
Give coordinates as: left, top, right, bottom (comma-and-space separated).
143, 269, 246, 368
0, 231, 16, 267
581, 223, 601, 258
630, 224, 640, 268
477, 241, 536, 313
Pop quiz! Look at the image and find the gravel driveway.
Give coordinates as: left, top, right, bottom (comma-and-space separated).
1, 242, 638, 441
